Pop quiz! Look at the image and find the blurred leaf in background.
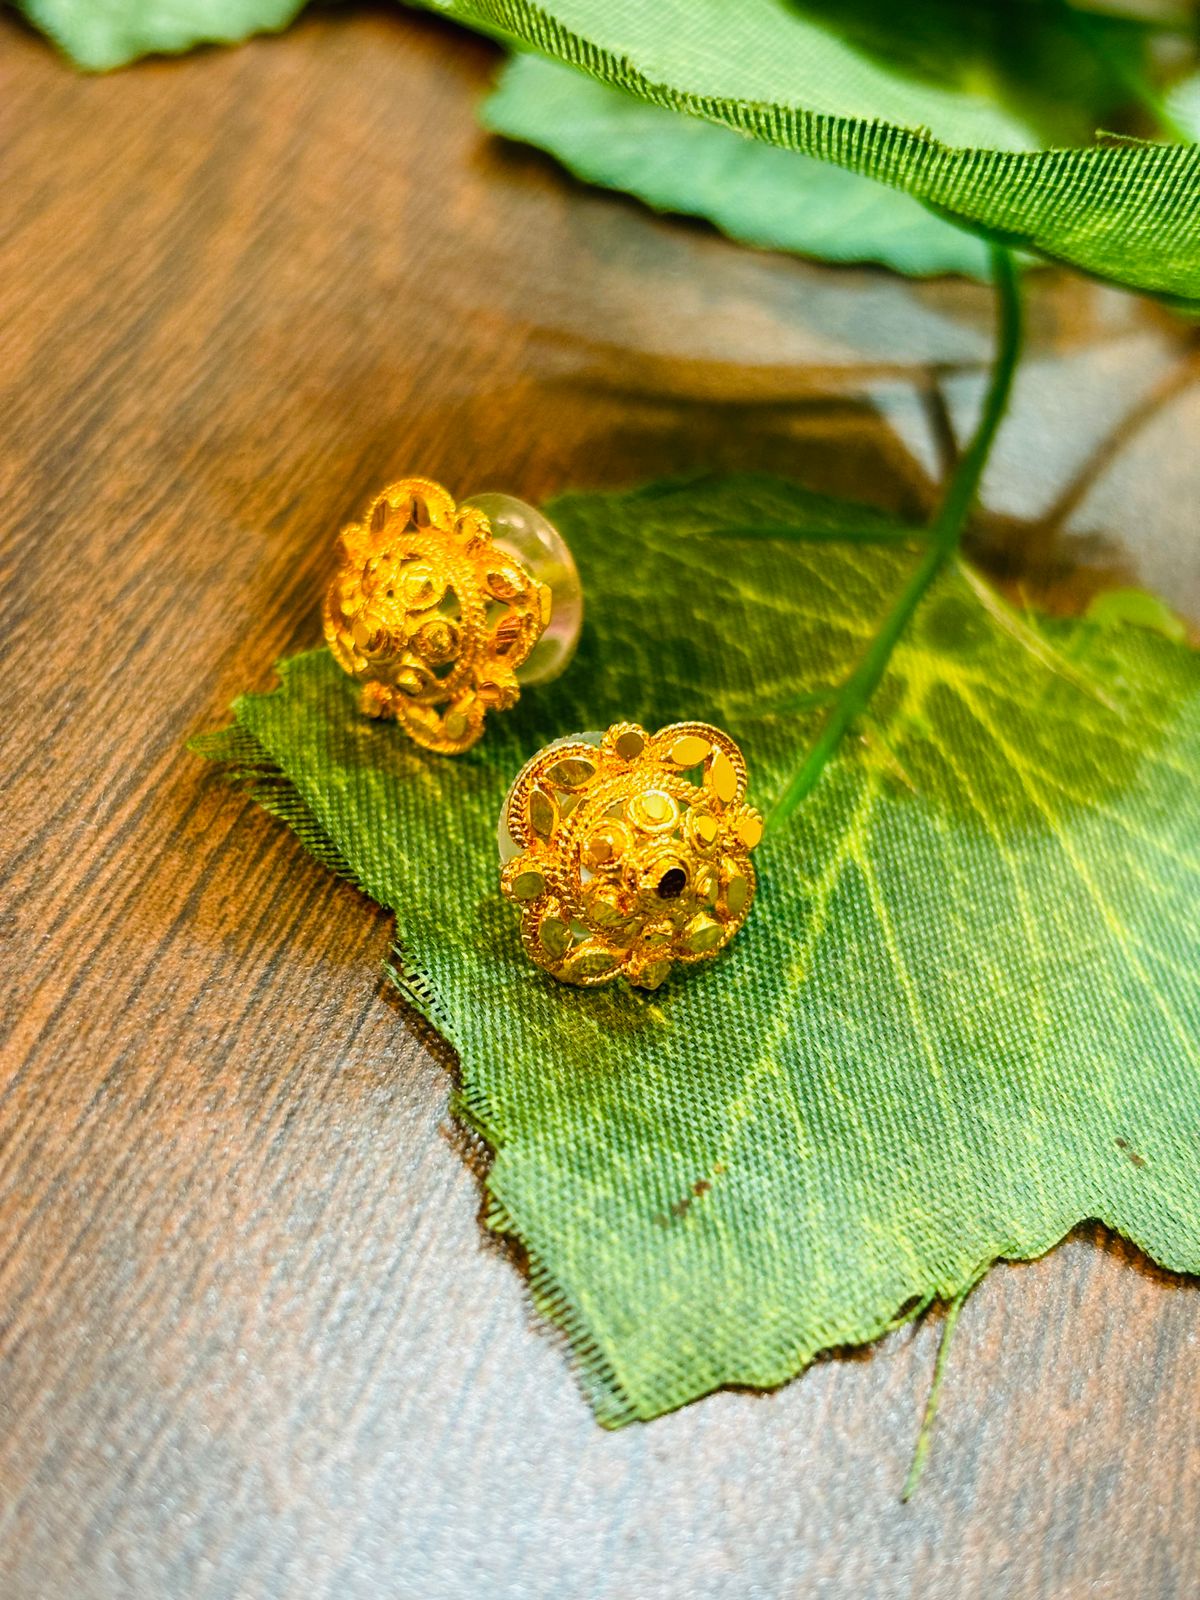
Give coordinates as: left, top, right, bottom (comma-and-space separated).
1167, 69, 1200, 136
476, 2, 1196, 279
482, 54, 996, 278
1086, 585, 1190, 640
423, 0, 1200, 301
21, 0, 303, 69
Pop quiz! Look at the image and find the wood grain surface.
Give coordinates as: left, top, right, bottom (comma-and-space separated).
2, 10, 1199, 1598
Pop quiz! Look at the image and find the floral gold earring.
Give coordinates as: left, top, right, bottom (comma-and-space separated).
499, 722, 762, 989
324, 476, 583, 754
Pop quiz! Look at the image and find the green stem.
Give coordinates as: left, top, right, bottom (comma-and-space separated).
901, 1288, 970, 1503
768, 244, 1022, 831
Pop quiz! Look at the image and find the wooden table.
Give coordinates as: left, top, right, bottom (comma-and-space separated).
3, 10, 1199, 1596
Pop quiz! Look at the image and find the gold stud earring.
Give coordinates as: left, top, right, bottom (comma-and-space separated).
324, 476, 583, 754
499, 722, 763, 988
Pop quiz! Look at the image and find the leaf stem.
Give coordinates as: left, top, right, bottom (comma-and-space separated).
901, 1287, 970, 1503
768, 244, 1022, 831
929, 246, 1023, 543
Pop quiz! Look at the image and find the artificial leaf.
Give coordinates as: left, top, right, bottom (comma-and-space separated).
419, 0, 1200, 303
718, 0, 1154, 148
198, 473, 1200, 1424
483, 55, 995, 279
20, 0, 304, 69
1086, 586, 1189, 641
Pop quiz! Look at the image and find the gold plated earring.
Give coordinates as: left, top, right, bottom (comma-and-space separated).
499, 722, 763, 989
324, 476, 583, 754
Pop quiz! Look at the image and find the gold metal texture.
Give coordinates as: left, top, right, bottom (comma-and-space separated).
324, 476, 551, 754
500, 722, 763, 988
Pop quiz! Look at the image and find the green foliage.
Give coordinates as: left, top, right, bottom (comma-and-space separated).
199, 473, 1200, 1423
483, 55, 995, 278
772, 0, 1152, 147
1086, 586, 1189, 641
422, 0, 1200, 302
22, 0, 303, 68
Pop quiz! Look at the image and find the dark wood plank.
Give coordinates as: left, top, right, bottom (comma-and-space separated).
1, 10, 1198, 1597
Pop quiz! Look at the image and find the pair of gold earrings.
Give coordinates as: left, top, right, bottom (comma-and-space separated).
323, 477, 761, 990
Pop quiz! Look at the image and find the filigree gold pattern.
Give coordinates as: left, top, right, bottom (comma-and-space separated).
323, 476, 551, 754
500, 722, 763, 988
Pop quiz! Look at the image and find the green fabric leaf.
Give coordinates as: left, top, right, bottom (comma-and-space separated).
763, 0, 1154, 148
20, 0, 304, 69
482, 54, 994, 279
198, 473, 1200, 1424
1086, 586, 1189, 642
420, 0, 1200, 303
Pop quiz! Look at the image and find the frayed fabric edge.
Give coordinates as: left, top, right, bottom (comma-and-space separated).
192, 718, 643, 1427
